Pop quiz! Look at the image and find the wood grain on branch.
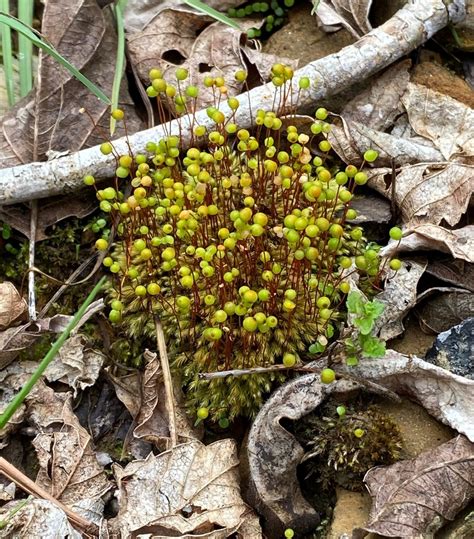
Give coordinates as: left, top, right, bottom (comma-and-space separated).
0, 0, 466, 205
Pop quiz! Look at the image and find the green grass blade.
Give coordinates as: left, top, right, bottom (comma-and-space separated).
0, 276, 106, 430
110, 0, 127, 135
18, 0, 34, 96
0, 0, 15, 106
0, 12, 111, 104
182, 0, 241, 30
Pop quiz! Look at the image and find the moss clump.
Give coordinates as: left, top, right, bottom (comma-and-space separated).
87, 65, 394, 421
295, 400, 403, 493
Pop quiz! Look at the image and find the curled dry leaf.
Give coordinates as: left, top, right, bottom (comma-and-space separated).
26, 382, 111, 523
0, 282, 27, 330
0, 499, 82, 539
246, 353, 474, 536
353, 435, 474, 539
369, 162, 474, 227
341, 60, 411, 131
110, 439, 262, 538
375, 258, 427, 341
314, 0, 373, 37
381, 225, 474, 264
401, 82, 474, 159
45, 334, 104, 397
133, 349, 198, 449
416, 288, 474, 334
0, 0, 143, 170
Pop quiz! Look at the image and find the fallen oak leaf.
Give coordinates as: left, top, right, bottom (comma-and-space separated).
110, 439, 262, 537
353, 435, 474, 538
0, 282, 27, 330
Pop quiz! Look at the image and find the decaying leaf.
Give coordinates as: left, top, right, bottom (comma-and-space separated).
313, 0, 373, 37
0, 0, 143, 169
426, 258, 474, 292
353, 435, 474, 538
45, 334, 104, 397
110, 439, 262, 537
0, 282, 27, 330
246, 352, 474, 536
381, 225, 474, 264
0, 499, 82, 539
369, 162, 474, 226
401, 82, 474, 159
26, 382, 110, 522
133, 349, 198, 448
341, 60, 411, 131
375, 258, 427, 341
416, 288, 474, 334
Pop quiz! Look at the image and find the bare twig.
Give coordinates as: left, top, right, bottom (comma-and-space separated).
27, 201, 37, 320
0, 457, 98, 537
0, 0, 466, 205
198, 364, 301, 380
154, 318, 177, 447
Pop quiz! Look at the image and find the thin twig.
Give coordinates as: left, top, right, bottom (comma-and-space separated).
154, 318, 177, 447
27, 201, 38, 320
198, 363, 300, 380
0, 457, 98, 537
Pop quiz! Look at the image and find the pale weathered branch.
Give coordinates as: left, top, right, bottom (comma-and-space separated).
0, 0, 466, 205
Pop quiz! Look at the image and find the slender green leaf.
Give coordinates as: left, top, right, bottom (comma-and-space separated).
182, 0, 241, 30
0, 0, 15, 106
0, 276, 106, 430
0, 12, 111, 104
17, 0, 33, 96
110, 0, 127, 134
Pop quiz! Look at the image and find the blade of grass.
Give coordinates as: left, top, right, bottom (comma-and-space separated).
18, 0, 34, 97
0, 0, 15, 106
182, 0, 241, 30
0, 12, 111, 104
110, 0, 127, 135
0, 276, 106, 430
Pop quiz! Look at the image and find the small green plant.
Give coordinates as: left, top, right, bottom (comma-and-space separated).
86, 64, 399, 421
344, 290, 386, 365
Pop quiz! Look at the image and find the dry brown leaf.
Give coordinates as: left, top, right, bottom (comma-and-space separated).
26, 382, 110, 521
354, 435, 474, 538
133, 349, 198, 449
369, 162, 474, 226
110, 439, 262, 537
127, 8, 263, 110
0, 0, 143, 169
0, 282, 27, 330
341, 60, 411, 131
401, 82, 474, 159
314, 0, 373, 37
375, 258, 427, 341
426, 258, 474, 292
381, 224, 474, 263
246, 352, 474, 536
0, 193, 98, 241
0, 499, 82, 539
416, 289, 474, 334
45, 334, 104, 396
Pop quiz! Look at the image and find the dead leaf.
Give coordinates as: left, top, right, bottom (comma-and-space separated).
0, 0, 143, 169
45, 334, 104, 397
426, 258, 474, 292
127, 8, 263, 111
369, 162, 474, 227
0, 193, 98, 241
381, 225, 474, 264
246, 352, 474, 536
0, 282, 27, 330
416, 289, 474, 334
353, 435, 474, 538
314, 0, 373, 37
375, 258, 427, 340
0, 499, 82, 539
110, 439, 262, 538
341, 60, 411, 130
401, 82, 474, 159
133, 349, 198, 449
26, 382, 111, 520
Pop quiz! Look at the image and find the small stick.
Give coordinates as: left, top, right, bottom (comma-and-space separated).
154, 318, 178, 447
27, 201, 38, 321
198, 363, 300, 380
0, 457, 98, 537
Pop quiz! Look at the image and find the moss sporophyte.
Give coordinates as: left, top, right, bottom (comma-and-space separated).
85, 65, 401, 421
